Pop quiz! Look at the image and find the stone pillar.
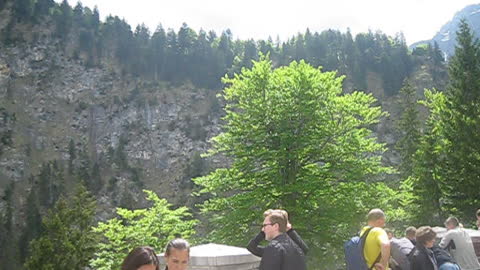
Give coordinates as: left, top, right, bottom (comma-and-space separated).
159, 243, 261, 270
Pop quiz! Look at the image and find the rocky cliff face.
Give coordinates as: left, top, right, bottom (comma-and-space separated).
0, 38, 223, 221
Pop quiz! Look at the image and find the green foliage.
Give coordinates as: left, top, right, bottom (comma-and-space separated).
439, 20, 480, 218
68, 138, 76, 174
3, 0, 433, 94
0, 108, 15, 157
14, 0, 34, 22
24, 184, 97, 270
395, 80, 420, 177
19, 187, 43, 262
53, 0, 72, 40
194, 57, 391, 266
38, 161, 65, 208
405, 21, 480, 224
407, 89, 447, 225
90, 190, 198, 270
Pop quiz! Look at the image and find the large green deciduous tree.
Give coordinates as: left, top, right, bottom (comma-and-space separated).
24, 184, 97, 270
90, 190, 198, 270
194, 57, 391, 263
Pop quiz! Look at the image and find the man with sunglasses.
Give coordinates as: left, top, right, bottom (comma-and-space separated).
247, 210, 306, 270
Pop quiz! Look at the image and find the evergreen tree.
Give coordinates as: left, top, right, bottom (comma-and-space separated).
407, 89, 447, 225
14, 0, 34, 22
441, 20, 480, 217
0, 181, 17, 267
53, 0, 72, 41
19, 188, 42, 262
68, 138, 76, 174
24, 184, 98, 270
72, 2, 85, 28
89, 162, 103, 194
38, 161, 64, 208
164, 29, 179, 82
191, 29, 215, 88
150, 24, 166, 81
33, 0, 54, 19
396, 80, 420, 177
177, 23, 197, 80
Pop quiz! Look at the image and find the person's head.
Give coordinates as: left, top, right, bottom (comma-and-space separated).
476, 209, 480, 220
262, 210, 287, 241
263, 209, 289, 220
416, 226, 436, 248
444, 217, 460, 230
121, 246, 160, 270
405, 226, 417, 240
366, 208, 386, 228
385, 228, 394, 240
164, 239, 190, 270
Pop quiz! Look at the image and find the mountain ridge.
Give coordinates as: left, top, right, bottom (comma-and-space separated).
410, 3, 480, 57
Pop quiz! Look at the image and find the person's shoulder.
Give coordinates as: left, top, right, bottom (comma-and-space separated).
370, 227, 387, 236
390, 237, 401, 246
445, 228, 461, 236
411, 247, 423, 258
268, 236, 285, 250
397, 237, 414, 247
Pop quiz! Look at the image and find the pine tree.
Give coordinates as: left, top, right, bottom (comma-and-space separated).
33, 0, 54, 19
19, 188, 42, 262
14, 0, 34, 22
150, 24, 166, 81
408, 89, 447, 224
396, 79, 420, 177
68, 138, 76, 174
440, 20, 480, 217
54, 0, 72, 41
24, 184, 97, 270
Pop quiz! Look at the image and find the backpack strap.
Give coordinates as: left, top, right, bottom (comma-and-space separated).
369, 252, 382, 270
361, 227, 383, 270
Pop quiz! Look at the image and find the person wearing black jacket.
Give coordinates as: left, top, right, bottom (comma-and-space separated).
410, 226, 438, 270
248, 209, 306, 270
247, 209, 308, 257
432, 245, 460, 270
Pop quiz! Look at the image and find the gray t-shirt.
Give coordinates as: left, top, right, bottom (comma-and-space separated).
390, 237, 414, 270
439, 228, 480, 270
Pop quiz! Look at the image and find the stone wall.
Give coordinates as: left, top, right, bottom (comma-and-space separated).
159, 243, 261, 270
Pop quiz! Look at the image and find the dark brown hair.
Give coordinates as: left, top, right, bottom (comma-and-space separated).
415, 226, 436, 246
405, 226, 416, 238
121, 246, 160, 270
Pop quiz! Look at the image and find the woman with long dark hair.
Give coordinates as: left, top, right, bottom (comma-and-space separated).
121, 246, 160, 270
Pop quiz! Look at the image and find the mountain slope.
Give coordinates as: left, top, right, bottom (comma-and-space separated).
411, 4, 480, 57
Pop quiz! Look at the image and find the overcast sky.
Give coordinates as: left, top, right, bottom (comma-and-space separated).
63, 0, 479, 45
